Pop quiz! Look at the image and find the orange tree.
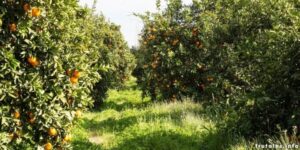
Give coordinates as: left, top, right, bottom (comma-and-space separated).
134, 0, 239, 102
0, 0, 131, 149
134, 0, 300, 136
92, 20, 135, 108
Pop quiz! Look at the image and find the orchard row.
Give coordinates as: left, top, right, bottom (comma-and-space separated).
133, 0, 300, 137
0, 0, 133, 149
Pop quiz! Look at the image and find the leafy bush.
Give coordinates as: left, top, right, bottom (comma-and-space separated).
134, 0, 300, 136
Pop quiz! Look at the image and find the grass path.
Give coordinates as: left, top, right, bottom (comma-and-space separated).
71, 78, 247, 150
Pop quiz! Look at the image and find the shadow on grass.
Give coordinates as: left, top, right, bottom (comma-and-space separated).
72, 139, 103, 150
100, 100, 151, 112
79, 110, 189, 133
75, 102, 243, 150
198, 128, 243, 150
110, 129, 237, 150
72, 126, 241, 150
112, 131, 201, 150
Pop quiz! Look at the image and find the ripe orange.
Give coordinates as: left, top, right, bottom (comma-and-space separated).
27, 56, 39, 67
44, 142, 53, 150
72, 70, 80, 78
48, 127, 57, 136
63, 135, 72, 143
32, 7, 41, 17
70, 77, 78, 84
23, 3, 30, 12
9, 23, 17, 32
75, 110, 82, 118
14, 111, 20, 119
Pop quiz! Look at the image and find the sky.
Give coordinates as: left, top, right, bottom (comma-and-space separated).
78, 0, 192, 47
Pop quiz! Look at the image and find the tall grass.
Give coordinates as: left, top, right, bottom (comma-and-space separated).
71, 78, 254, 150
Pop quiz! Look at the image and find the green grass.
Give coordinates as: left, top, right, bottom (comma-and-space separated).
71, 78, 252, 150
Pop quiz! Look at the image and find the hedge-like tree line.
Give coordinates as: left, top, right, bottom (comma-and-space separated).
0, 0, 133, 149
133, 0, 300, 136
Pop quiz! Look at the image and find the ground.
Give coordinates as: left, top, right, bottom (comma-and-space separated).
71, 78, 250, 150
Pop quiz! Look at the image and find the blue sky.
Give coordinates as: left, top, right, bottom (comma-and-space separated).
78, 0, 192, 47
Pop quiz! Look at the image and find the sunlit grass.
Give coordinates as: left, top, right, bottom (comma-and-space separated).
71, 78, 250, 150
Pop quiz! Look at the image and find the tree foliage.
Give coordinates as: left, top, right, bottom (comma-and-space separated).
134, 0, 300, 135
0, 0, 132, 149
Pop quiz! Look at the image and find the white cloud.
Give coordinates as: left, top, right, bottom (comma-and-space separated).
78, 0, 192, 47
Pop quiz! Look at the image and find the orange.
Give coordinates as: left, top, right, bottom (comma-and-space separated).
75, 110, 82, 118
9, 23, 17, 32
63, 135, 72, 143
72, 70, 80, 78
32, 7, 41, 17
70, 77, 78, 84
14, 111, 20, 119
23, 3, 30, 12
27, 56, 39, 67
48, 127, 57, 136
44, 142, 53, 150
